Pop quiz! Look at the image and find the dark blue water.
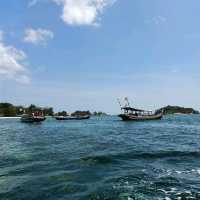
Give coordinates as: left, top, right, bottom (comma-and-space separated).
0, 115, 200, 200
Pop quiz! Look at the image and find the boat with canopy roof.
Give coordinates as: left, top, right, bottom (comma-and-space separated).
118, 98, 163, 121
20, 111, 46, 123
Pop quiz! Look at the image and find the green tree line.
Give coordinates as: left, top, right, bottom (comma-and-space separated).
0, 103, 54, 117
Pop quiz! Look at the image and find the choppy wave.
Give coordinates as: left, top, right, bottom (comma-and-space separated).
76, 150, 200, 166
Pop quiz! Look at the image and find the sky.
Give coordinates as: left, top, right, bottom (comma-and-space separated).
0, 0, 200, 113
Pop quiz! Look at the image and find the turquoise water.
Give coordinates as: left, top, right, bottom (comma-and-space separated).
0, 115, 200, 200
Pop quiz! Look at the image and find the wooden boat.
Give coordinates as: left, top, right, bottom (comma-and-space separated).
55, 115, 90, 120
20, 113, 46, 123
118, 98, 163, 121
118, 109, 163, 121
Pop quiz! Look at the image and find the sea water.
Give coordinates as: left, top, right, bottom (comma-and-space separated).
0, 115, 200, 200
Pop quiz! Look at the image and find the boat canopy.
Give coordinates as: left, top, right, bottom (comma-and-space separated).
121, 107, 145, 112
121, 106, 153, 113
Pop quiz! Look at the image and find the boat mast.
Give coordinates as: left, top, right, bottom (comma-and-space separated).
124, 97, 130, 107
117, 98, 122, 111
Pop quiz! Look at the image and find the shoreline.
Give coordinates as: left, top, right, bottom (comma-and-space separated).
0, 117, 20, 119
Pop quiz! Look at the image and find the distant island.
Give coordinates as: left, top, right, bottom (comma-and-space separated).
0, 102, 108, 117
92, 111, 108, 116
0, 102, 199, 117
0, 103, 54, 117
158, 105, 199, 115
54, 110, 107, 117
71, 110, 91, 116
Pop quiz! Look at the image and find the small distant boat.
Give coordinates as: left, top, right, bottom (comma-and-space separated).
118, 98, 163, 121
20, 112, 46, 123
55, 115, 90, 120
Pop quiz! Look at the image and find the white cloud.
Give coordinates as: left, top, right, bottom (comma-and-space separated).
51, 0, 116, 26
15, 74, 30, 84
146, 16, 166, 25
23, 28, 54, 45
153, 16, 166, 25
0, 32, 30, 84
28, 0, 39, 7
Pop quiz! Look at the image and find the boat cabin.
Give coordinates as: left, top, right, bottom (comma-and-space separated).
121, 106, 153, 116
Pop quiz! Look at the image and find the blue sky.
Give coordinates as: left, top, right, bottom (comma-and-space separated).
0, 0, 200, 113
